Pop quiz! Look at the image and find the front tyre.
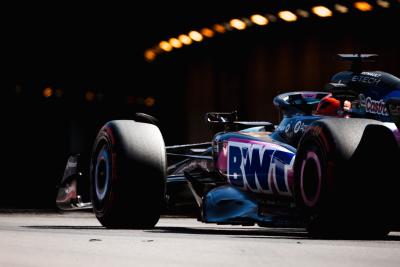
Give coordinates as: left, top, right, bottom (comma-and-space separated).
90, 120, 166, 229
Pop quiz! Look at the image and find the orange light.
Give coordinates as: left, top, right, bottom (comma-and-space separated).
278, 11, 297, 22
144, 97, 155, 107
213, 24, 226, 33
85, 91, 95, 102
334, 4, 349, 13
250, 14, 269, 26
178, 34, 192, 45
189, 31, 203, 42
169, 38, 182, 49
201, 28, 214, 38
43, 87, 53, 98
229, 19, 246, 30
159, 41, 173, 52
144, 49, 156, 62
354, 2, 373, 11
377, 0, 390, 8
312, 6, 333, 17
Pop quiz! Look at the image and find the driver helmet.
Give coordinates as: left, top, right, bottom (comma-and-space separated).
315, 97, 341, 116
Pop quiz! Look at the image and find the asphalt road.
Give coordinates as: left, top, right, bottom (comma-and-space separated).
1, 211, 400, 267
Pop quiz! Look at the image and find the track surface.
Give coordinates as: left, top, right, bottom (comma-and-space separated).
1, 212, 400, 267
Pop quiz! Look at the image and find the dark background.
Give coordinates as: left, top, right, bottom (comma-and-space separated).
10, 1, 400, 207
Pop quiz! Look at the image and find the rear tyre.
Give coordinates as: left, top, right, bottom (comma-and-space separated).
294, 118, 399, 238
90, 120, 166, 229
294, 125, 332, 236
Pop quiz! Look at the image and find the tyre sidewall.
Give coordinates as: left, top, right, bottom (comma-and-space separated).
90, 125, 119, 222
294, 124, 334, 231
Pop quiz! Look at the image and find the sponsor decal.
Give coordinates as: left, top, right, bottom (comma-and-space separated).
227, 140, 295, 196
293, 121, 305, 134
365, 97, 389, 116
359, 94, 389, 116
352, 74, 381, 86
284, 123, 291, 133
276, 121, 305, 135
276, 124, 286, 132
360, 72, 382, 78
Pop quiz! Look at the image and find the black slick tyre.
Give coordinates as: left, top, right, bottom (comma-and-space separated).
90, 120, 166, 229
294, 118, 399, 238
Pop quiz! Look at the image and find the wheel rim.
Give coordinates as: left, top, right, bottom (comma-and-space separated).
300, 151, 322, 208
95, 145, 111, 202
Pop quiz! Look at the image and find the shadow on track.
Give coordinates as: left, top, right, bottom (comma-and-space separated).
21, 224, 400, 241
146, 226, 400, 241
23, 225, 104, 230
148, 226, 309, 239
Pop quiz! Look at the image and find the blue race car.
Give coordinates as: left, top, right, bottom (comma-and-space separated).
57, 54, 400, 237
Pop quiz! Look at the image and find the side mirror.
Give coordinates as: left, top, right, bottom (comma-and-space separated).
205, 111, 238, 124
205, 111, 238, 132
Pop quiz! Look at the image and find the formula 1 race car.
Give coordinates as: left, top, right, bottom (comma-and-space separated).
57, 54, 400, 237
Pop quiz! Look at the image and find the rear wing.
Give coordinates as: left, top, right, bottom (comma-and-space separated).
337, 54, 378, 72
